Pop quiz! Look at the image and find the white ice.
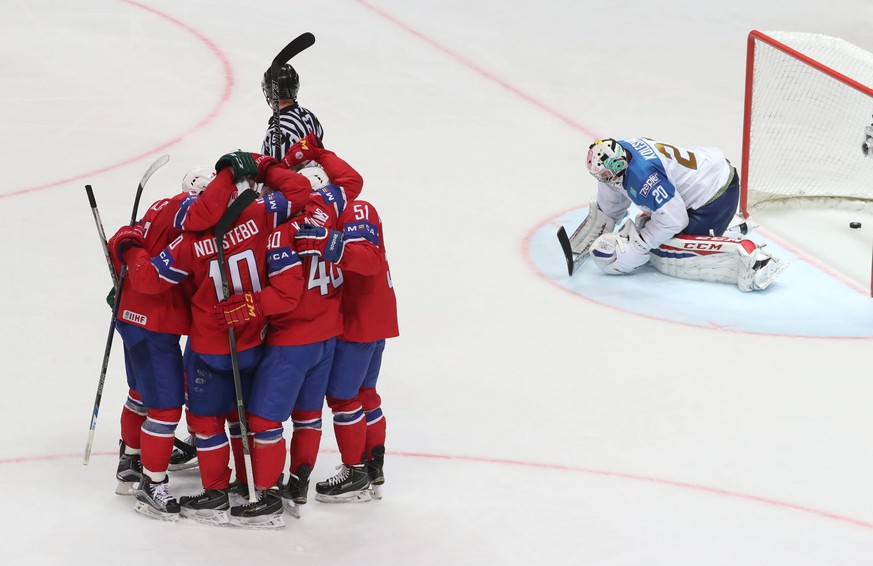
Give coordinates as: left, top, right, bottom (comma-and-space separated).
3, 1, 873, 565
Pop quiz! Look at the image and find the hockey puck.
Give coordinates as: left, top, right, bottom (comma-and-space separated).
850, 222, 862, 229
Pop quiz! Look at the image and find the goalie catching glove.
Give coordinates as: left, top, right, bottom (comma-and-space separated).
214, 292, 263, 328
294, 223, 345, 263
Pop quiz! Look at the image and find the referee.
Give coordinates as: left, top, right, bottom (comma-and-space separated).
261, 64, 324, 160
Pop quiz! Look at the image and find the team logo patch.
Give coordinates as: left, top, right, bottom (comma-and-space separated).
122, 310, 148, 326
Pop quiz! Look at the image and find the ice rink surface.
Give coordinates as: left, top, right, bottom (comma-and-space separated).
3, 1, 873, 564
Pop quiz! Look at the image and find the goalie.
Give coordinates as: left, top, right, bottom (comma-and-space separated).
563, 136, 786, 292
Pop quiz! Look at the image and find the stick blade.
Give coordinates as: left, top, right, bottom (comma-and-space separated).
271, 32, 316, 73
556, 227, 575, 276
139, 154, 170, 188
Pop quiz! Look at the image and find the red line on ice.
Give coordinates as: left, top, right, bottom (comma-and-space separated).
4, 449, 871, 530
0, 0, 234, 200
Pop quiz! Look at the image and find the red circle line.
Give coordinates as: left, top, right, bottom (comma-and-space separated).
0, 0, 234, 200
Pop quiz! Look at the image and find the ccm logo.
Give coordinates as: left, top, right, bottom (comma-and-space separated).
683, 242, 723, 251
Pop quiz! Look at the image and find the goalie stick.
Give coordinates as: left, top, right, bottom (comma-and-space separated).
82, 154, 170, 465
556, 226, 581, 277
556, 204, 620, 277
214, 188, 260, 501
270, 32, 316, 159
556, 223, 595, 277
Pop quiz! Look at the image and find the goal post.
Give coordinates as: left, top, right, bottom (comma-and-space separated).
740, 31, 873, 296
740, 30, 873, 216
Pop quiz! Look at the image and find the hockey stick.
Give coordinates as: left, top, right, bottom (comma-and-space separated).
556, 227, 576, 277
270, 32, 316, 159
557, 204, 624, 277
86, 185, 119, 287
82, 154, 170, 465
556, 223, 593, 277
214, 188, 260, 501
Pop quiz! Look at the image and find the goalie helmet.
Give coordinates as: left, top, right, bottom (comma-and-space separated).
261, 64, 300, 104
587, 138, 628, 189
181, 167, 216, 193
298, 164, 329, 191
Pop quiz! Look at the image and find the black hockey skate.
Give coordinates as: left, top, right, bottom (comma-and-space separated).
228, 478, 250, 503
229, 488, 284, 529
367, 445, 385, 500
315, 464, 371, 503
281, 465, 312, 518
134, 475, 180, 521
115, 441, 142, 496
179, 488, 230, 526
168, 435, 198, 471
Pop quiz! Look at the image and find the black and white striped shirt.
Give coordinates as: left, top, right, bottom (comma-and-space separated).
261, 104, 324, 160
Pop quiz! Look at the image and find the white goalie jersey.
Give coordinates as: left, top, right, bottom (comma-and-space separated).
595, 137, 733, 249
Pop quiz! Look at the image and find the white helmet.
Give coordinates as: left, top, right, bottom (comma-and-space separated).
587, 138, 628, 188
181, 167, 216, 193
298, 164, 329, 191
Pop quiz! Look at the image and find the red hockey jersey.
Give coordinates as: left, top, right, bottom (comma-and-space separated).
263, 147, 369, 346
335, 199, 399, 342
112, 172, 238, 335
123, 173, 304, 354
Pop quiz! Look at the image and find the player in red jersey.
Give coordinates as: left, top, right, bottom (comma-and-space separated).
310, 194, 399, 503
285, 159, 399, 502
112, 152, 312, 526
215, 134, 369, 516
107, 165, 240, 519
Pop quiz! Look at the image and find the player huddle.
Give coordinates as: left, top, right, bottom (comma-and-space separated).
104, 63, 397, 529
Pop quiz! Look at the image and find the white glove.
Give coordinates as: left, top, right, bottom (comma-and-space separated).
590, 222, 650, 275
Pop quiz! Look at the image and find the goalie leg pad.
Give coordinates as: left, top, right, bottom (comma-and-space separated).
650, 238, 742, 285
650, 235, 787, 291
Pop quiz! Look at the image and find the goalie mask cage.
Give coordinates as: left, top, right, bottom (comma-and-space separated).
739, 30, 873, 295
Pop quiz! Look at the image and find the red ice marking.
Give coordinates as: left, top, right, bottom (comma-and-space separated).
0, 0, 235, 200
353, 0, 597, 139
4, 448, 872, 530
397, 451, 873, 530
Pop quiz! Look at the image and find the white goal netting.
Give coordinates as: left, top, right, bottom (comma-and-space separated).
744, 31, 873, 211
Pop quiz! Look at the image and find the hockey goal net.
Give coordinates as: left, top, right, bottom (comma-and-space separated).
740, 30, 873, 215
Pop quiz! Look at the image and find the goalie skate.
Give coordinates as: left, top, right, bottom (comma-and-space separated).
722, 213, 758, 239
746, 252, 788, 291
